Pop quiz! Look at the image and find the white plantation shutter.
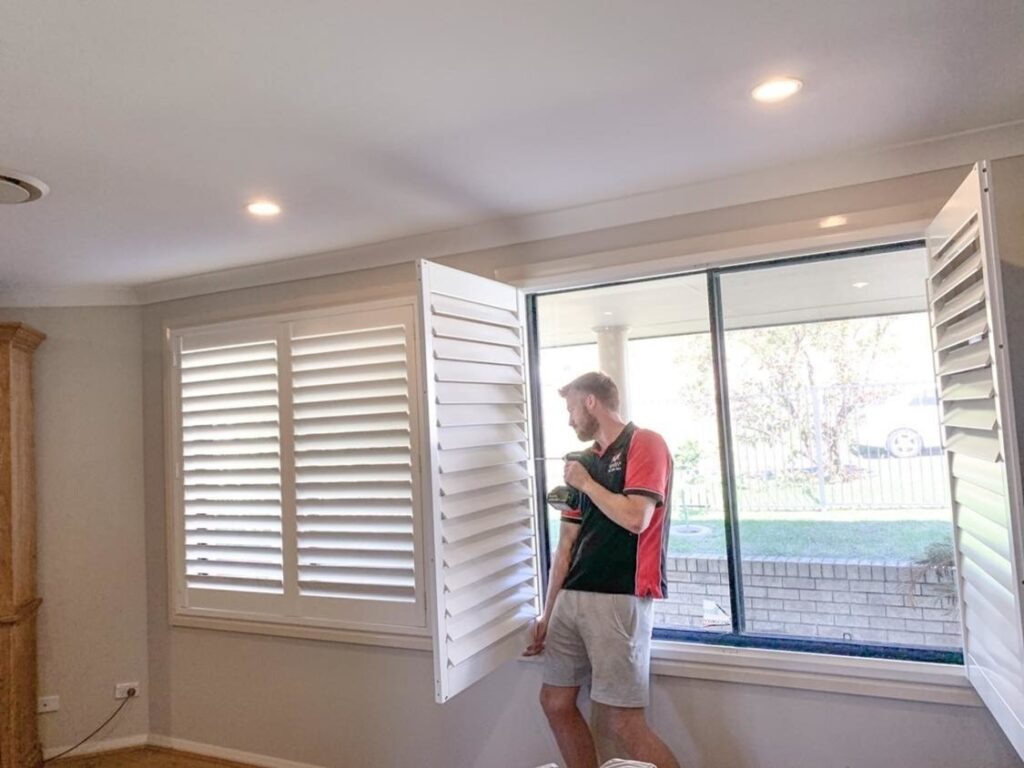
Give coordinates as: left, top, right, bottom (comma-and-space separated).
927, 162, 1024, 760
418, 260, 541, 702
169, 303, 425, 632
290, 308, 425, 627
175, 326, 286, 615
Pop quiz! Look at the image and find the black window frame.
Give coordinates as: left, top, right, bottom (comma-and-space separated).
526, 240, 964, 665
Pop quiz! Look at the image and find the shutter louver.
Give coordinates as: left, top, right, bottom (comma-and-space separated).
418, 260, 541, 703
288, 306, 425, 629
926, 163, 1024, 760
292, 323, 416, 604
179, 337, 284, 597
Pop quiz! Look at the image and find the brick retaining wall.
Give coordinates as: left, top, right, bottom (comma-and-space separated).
658, 555, 961, 649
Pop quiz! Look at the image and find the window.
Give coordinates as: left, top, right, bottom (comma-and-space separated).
168, 302, 428, 633
531, 245, 966, 661
166, 274, 544, 704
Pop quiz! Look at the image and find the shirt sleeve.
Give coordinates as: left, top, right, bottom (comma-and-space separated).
623, 429, 672, 505
561, 507, 583, 525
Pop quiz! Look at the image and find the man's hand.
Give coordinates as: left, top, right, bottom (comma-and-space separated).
563, 460, 592, 493
523, 616, 548, 657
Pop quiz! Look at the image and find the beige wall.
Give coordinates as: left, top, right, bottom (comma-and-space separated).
0, 307, 149, 750
138, 162, 1024, 767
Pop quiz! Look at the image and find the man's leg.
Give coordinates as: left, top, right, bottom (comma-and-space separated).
539, 684, 598, 768
589, 698, 625, 763
592, 702, 680, 768
584, 595, 678, 766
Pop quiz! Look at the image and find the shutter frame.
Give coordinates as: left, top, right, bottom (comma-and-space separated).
418, 260, 542, 703
171, 323, 288, 617
167, 300, 429, 636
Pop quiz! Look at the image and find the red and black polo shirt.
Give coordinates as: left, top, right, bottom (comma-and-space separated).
561, 422, 673, 598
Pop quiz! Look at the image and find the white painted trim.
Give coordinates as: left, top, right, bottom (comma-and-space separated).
0, 284, 138, 308
132, 122, 1024, 306
648, 641, 978, 706
519, 642, 976, 705
148, 735, 327, 768
170, 613, 432, 650
495, 218, 930, 292
42, 733, 149, 760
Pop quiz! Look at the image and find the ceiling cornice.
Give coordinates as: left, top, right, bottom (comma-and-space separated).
8, 120, 1024, 308
0, 285, 140, 308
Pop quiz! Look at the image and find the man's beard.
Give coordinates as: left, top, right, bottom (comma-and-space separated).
573, 410, 599, 442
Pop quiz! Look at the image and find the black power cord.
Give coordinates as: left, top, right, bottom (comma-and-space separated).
44, 687, 137, 763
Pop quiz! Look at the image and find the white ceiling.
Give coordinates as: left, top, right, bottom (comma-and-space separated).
2, 2, 1023, 303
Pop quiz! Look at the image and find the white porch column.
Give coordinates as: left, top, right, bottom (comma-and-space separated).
593, 324, 631, 420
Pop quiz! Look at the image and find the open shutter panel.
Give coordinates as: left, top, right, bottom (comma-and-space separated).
927, 162, 1024, 760
418, 260, 541, 702
176, 327, 286, 615
290, 307, 426, 628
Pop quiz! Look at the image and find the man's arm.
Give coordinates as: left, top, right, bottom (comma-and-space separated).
564, 461, 656, 534
523, 520, 580, 656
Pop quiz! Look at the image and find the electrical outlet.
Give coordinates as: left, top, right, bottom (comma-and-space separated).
114, 682, 140, 700
37, 695, 59, 713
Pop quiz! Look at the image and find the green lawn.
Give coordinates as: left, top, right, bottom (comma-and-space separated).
668, 519, 953, 560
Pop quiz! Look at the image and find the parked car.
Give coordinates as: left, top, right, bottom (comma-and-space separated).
853, 392, 943, 458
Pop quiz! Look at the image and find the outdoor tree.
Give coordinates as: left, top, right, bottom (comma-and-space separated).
724, 318, 897, 480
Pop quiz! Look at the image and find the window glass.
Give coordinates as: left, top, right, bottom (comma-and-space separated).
534, 275, 730, 633
720, 249, 959, 650
531, 246, 962, 656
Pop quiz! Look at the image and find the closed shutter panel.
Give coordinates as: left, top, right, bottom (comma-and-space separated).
927, 162, 1024, 760
418, 260, 541, 702
174, 326, 286, 615
290, 307, 425, 628
171, 303, 426, 633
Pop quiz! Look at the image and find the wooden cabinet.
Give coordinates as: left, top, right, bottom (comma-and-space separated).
0, 323, 45, 768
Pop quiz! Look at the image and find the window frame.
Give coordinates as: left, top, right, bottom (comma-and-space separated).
526, 239, 965, 666
163, 296, 432, 643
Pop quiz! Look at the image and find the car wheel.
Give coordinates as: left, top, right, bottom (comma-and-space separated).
886, 428, 923, 458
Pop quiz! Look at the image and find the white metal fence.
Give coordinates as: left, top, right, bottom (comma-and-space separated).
676, 383, 949, 514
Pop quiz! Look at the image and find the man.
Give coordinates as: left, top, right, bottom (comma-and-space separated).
524, 372, 680, 768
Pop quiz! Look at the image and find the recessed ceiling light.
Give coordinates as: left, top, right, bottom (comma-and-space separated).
246, 200, 281, 217
0, 170, 49, 205
819, 215, 848, 229
752, 77, 803, 103
852, 282, 869, 289
603, 311, 614, 316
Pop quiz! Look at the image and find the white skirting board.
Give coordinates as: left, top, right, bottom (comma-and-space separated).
42, 734, 149, 760
148, 735, 327, 768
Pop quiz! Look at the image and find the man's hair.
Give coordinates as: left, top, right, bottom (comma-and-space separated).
558, 371, 620, 411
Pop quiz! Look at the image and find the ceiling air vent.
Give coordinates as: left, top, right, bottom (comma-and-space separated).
0, 171, 49, 204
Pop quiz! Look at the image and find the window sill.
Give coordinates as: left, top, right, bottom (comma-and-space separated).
648, 640, 977, 706
171, 611, 433, 651
521, 640, 974, 705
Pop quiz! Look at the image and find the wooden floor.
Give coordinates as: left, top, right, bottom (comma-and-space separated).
52, 746, 260, 768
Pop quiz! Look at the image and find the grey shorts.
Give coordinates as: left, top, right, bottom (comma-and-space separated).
542, 590, 654, 708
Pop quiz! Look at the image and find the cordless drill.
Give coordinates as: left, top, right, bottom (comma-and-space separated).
545, 451, 596, 513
